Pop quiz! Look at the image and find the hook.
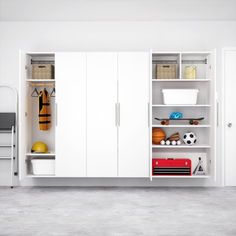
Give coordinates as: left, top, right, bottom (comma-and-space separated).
31, 88, 39, 97
50, 87, 56, 97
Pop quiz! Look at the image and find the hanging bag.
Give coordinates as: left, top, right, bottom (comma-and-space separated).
38, 89, 51, 130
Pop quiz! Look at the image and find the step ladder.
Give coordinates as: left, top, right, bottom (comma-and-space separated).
0, 85, 18, 188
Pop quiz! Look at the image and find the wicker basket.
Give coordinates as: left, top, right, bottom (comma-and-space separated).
32, 64, 54, 80
156, 64, 177, 79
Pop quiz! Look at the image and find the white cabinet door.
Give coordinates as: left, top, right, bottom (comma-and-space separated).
118, 52, 149, 177
87, 52, 118, 177
224, 49, 236, 186
55, 53, 86, 177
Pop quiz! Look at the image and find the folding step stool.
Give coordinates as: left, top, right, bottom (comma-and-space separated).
0, 85, 18, 188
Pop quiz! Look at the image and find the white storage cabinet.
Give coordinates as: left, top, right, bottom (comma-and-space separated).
151, 51, 216, 181
19, 50, 215, 183
19, 51, 150, 179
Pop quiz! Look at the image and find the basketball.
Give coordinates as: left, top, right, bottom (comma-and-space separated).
152, 128, 166, 144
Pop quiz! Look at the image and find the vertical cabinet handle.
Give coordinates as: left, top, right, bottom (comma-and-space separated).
115, 103, 120, 127
115, 103, 117, 126
55, 103, 58, 126
118, 103, 120, 126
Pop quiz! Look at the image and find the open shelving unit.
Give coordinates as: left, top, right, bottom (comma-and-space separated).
22, 53, 56, 177
150, 51, 216, 180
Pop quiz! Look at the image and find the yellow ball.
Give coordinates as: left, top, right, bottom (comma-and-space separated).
31, 141, 48, 153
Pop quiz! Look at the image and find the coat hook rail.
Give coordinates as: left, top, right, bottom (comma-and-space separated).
29, 82, 55, 87
31, 59, 55, 64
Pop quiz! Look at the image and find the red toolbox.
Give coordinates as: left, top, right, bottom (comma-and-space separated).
152, 158, 192, 176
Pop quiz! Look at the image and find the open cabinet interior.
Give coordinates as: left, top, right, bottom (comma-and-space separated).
25, 53, 56, 176
151, 51, 215, 179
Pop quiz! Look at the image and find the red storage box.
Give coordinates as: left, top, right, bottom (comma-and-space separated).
152, 158, 191, 176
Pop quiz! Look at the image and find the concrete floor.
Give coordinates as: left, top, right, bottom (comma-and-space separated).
0, 187, 236, 236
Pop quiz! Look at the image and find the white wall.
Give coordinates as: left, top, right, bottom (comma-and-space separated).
1, 0, 236, 21
0, 21, 236, 186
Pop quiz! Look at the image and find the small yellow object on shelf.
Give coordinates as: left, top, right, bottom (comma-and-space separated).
31, 141, 48, 153
184, 66, 196, 79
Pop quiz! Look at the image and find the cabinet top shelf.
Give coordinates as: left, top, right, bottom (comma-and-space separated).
151, 51, 211, 55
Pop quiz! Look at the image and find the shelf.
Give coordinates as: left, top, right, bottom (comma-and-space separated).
152, 125, 210, 128
26, 175, 56, 178
152, 104, 211, 107
26, 79, 55, 82
152, 79, 210, 82
26, 153, 55, 157
27, 52, 55, 56
152, 145, 211, 149
152, 175, 210, 179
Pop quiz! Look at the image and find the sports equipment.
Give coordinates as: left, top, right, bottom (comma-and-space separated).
155, 117, 204, 125
152, 128, 166, 144
183, 132, 197, 145
31, 141, 48, 153
169, 112, 183, 119
39, 89, 51, 131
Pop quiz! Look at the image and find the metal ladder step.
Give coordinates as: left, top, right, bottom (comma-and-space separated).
0, 156, 13, 159
0, 145, 15, 147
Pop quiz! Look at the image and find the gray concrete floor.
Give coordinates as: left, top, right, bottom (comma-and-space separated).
0, 187, 236, 236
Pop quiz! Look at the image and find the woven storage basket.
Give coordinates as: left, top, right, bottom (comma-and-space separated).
32, 64, 54, 80
156, 64, 177, 79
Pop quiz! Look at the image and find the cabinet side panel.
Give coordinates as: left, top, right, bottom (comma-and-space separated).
19, 51, 27, 180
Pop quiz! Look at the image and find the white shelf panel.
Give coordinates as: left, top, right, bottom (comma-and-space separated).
27, 52, 55, 56
26, 79, 55, 82
152, 145, 211, 149
152, 79, 210, 82
26, 153, 55, 157
152, 125, 210, 128
152, 51, 211, 54
152, 175, 210, 179
152, 104, 211, 107
26, 175, 56, 178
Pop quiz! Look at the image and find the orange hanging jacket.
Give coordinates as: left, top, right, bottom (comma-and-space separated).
39, 89, 51, 130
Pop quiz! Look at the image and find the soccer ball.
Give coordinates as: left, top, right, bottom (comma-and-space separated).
183, 132, 197, 145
